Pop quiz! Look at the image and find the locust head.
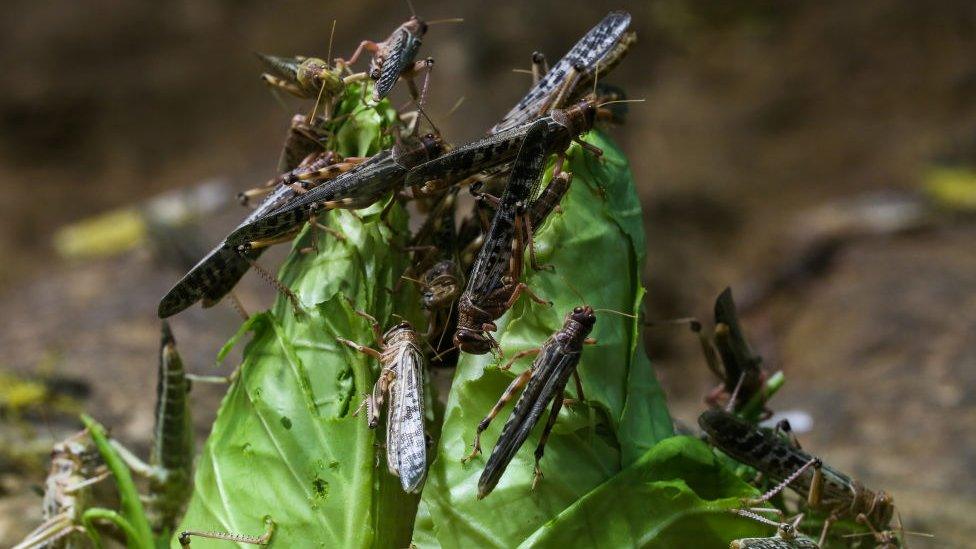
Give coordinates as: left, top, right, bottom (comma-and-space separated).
568, 305, 597, 332
403, 16, 428, 38
421, 261, 462, 309
296, 57, 344, 98
563, 100, 599, 137
453, 328, 494, 355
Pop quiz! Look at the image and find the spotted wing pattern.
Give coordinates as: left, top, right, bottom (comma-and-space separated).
386, 341, 427, 493
490, 11, 631, 133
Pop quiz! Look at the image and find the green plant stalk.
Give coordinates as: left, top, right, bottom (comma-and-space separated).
740, 371, 785, 421
81, 414, 154, 549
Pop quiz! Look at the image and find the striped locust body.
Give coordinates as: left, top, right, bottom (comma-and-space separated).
339, 16, 432, 102
109, 322, 194, 536
157, 143, 351, 318
463, 306, 596, 498
453, 103, 597, 354
491, 10, 635, 133
699, 410, 896, 544
339, 317, 429, 493
404, 98, 598, 194
226, 132, 444, 249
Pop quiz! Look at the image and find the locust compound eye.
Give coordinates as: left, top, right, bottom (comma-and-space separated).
573, 306, 584, 314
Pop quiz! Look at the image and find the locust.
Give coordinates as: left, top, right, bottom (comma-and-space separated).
337, 305, 429, 493
730, 510, 820, 549
226, 130, 444, 250
452, 101, 599, 354
157, 141, 356, 318
673, 287, 769, 414
110, 321, 194, 537
405, 92, 605, 197
462, 306, 596, 498
13, 431, 108, 549
336, 14, 444, 102
257, 52, 369, 118
491, 10, 636, 133
699, 409, 899, 547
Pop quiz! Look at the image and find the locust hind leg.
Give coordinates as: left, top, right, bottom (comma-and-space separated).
531, 384, 569, 490
739, 457, 822, 514
260, 74, 306, 98
499, 347, 540, 371
179, 516, 275, 547
403, 58, 435, 105
504, 279, 551, 309
336, 40, 379, 70
462, 366, 535, 463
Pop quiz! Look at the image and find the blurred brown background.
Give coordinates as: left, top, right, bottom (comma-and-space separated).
1, 0, 975, 546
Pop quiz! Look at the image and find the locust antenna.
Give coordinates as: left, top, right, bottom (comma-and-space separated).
445, 96, 465, 119
327, 19, 336, 64
432, 343, 459, 362
437, 298, 455, 350
592, 64, 599, 98
406, 0, 417, 18
427, 18, 465, 25
597, 98, 646, 108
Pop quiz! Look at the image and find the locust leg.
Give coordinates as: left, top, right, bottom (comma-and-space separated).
499, 347, 540, 371
545, 62, 584, 113
296, 158, 365, 182
260, 74, 305, 98
532, 385, 568, 490
738, 457, 821, 522
520, 209, 554, 272
299, 213, 347, 254
503, 279, 551, 308
237, 185, 277, 207
109, 440, 155, 478
242, 256, 303, 315
179, 515, 275, 547
404, 58, 435, 103
773, 419, 803, 449
462, 366, 535, 463
337, 40, 380, 69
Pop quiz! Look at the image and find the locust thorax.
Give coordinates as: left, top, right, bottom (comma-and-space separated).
454, 296, 495, 354
555, 99, 599, 138
296, 57, 344, 97
396, 133, 444, 167
862, 490, 896, 531
421, 260, 462, 309
383, 321, 420, 348
561, 306, 597, 344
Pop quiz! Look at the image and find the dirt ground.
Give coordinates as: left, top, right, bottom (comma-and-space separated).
2, 1, 975, 546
